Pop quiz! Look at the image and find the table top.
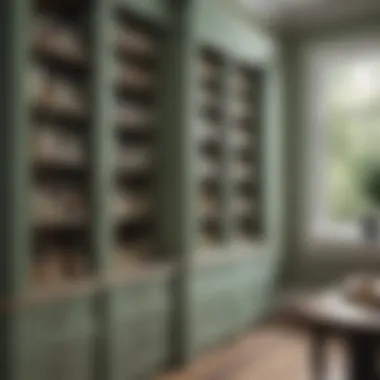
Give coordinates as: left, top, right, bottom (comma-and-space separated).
283, 289, 380, 335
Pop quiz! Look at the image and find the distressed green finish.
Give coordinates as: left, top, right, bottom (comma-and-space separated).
12, 296, 97, 380
4, 1, 176, 379
165, 0, 200, 366
3, 0, 285, 379
3, 1, 32, 379
189, 256, 274, 356
91, 0, 115, 273
108, 274, 173, 379
6, 0, 32, 297
186, 0, 284, 360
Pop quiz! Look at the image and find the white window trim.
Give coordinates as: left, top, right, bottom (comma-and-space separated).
302, 33, 380, 252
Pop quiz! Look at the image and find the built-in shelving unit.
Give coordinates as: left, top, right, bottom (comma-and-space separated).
231, 64, 264, 242
2, 1, 274, 379
112, 9, 164, 269
196, 48, 266, 252
29, 1, 92, 287
197, 47, 226, 249
25, 1, 265, 288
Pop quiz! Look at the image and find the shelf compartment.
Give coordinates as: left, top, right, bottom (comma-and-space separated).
114, 239, 157, 267
112, 192, 153, 222
30, 236, 89, 286
29, 1, 92, 288
197, 46, 226, 249
112, 21, 158, 59
32, 14, 88, 64
117, 146, 155, 173
31, 184, 87, 222
31, 123, 86, 166
29, 67, 89, 117
111, 6, 164, 269
116, 62, 157, 92
231, 63, 265, 241
116, 100, 156, 129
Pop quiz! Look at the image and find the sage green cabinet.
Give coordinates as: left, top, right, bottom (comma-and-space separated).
185, 0, 284, 361
12, 296, 97, 380
1, 0, 284, 379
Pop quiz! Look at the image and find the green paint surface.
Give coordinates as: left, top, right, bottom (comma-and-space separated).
4, 0, 285, 378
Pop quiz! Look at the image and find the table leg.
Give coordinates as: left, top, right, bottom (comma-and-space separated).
346, 335, 379, 380
310, 329, 326, 380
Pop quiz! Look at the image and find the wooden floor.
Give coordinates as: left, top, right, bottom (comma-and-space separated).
159, 326, 345, 380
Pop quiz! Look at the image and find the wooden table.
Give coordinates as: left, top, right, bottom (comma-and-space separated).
282, 290, 380, 380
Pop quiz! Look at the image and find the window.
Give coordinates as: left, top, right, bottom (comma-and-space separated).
327, 63, 380, 221
304, 38, 380, 244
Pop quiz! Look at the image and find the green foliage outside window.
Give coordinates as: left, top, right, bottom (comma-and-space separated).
326, 67, 380, 220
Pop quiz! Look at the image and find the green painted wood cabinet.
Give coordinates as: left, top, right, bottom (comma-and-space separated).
0, 0, 285, 379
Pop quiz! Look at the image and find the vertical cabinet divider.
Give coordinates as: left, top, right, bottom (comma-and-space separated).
7, 0, 32, 295
91, 0, 114, 275
223, 58, 236, 246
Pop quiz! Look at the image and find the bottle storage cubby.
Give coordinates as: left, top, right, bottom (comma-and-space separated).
112, 9, 163, 269
197, 48, 225, 248
231, 64, 264, 242
28, 1, 91, 287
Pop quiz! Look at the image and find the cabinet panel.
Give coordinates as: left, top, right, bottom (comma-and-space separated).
15, 296, 96, 353
110, 309, 170, 380
14, 334, 96, 380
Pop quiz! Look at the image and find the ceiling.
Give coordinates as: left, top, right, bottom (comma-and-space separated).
238, 0, 380, 31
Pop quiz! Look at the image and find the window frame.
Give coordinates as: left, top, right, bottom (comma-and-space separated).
302, 34, 380, 252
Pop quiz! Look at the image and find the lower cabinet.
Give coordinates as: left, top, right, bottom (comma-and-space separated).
12, 297, 97, 380
188, 257, 274, 359
15, 334, 96, 380
7, 257, 276, 380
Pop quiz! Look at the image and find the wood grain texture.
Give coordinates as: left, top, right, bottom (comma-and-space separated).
159, 326, 345, 380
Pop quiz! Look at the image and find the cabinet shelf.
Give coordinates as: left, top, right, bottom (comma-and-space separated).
116, 123, 155, 136
31, 106, 89, 128
114, 49, 159, 72
115, 85, 157, 103
33, 157, 85, 169
31, 102, 89, 121
115, 216, 156, 229
33, 47, 89, 74
32, 165, 88, 184
33, 221, 87, 233
115, 220, 156, 240
113, 31, 157, 54
117, 164, 155, 176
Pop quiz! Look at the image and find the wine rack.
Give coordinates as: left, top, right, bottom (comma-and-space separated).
29, 1, 91, 287
198, 47, 225, 249
231, 64, 264, 242
112, 9, 163, 269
